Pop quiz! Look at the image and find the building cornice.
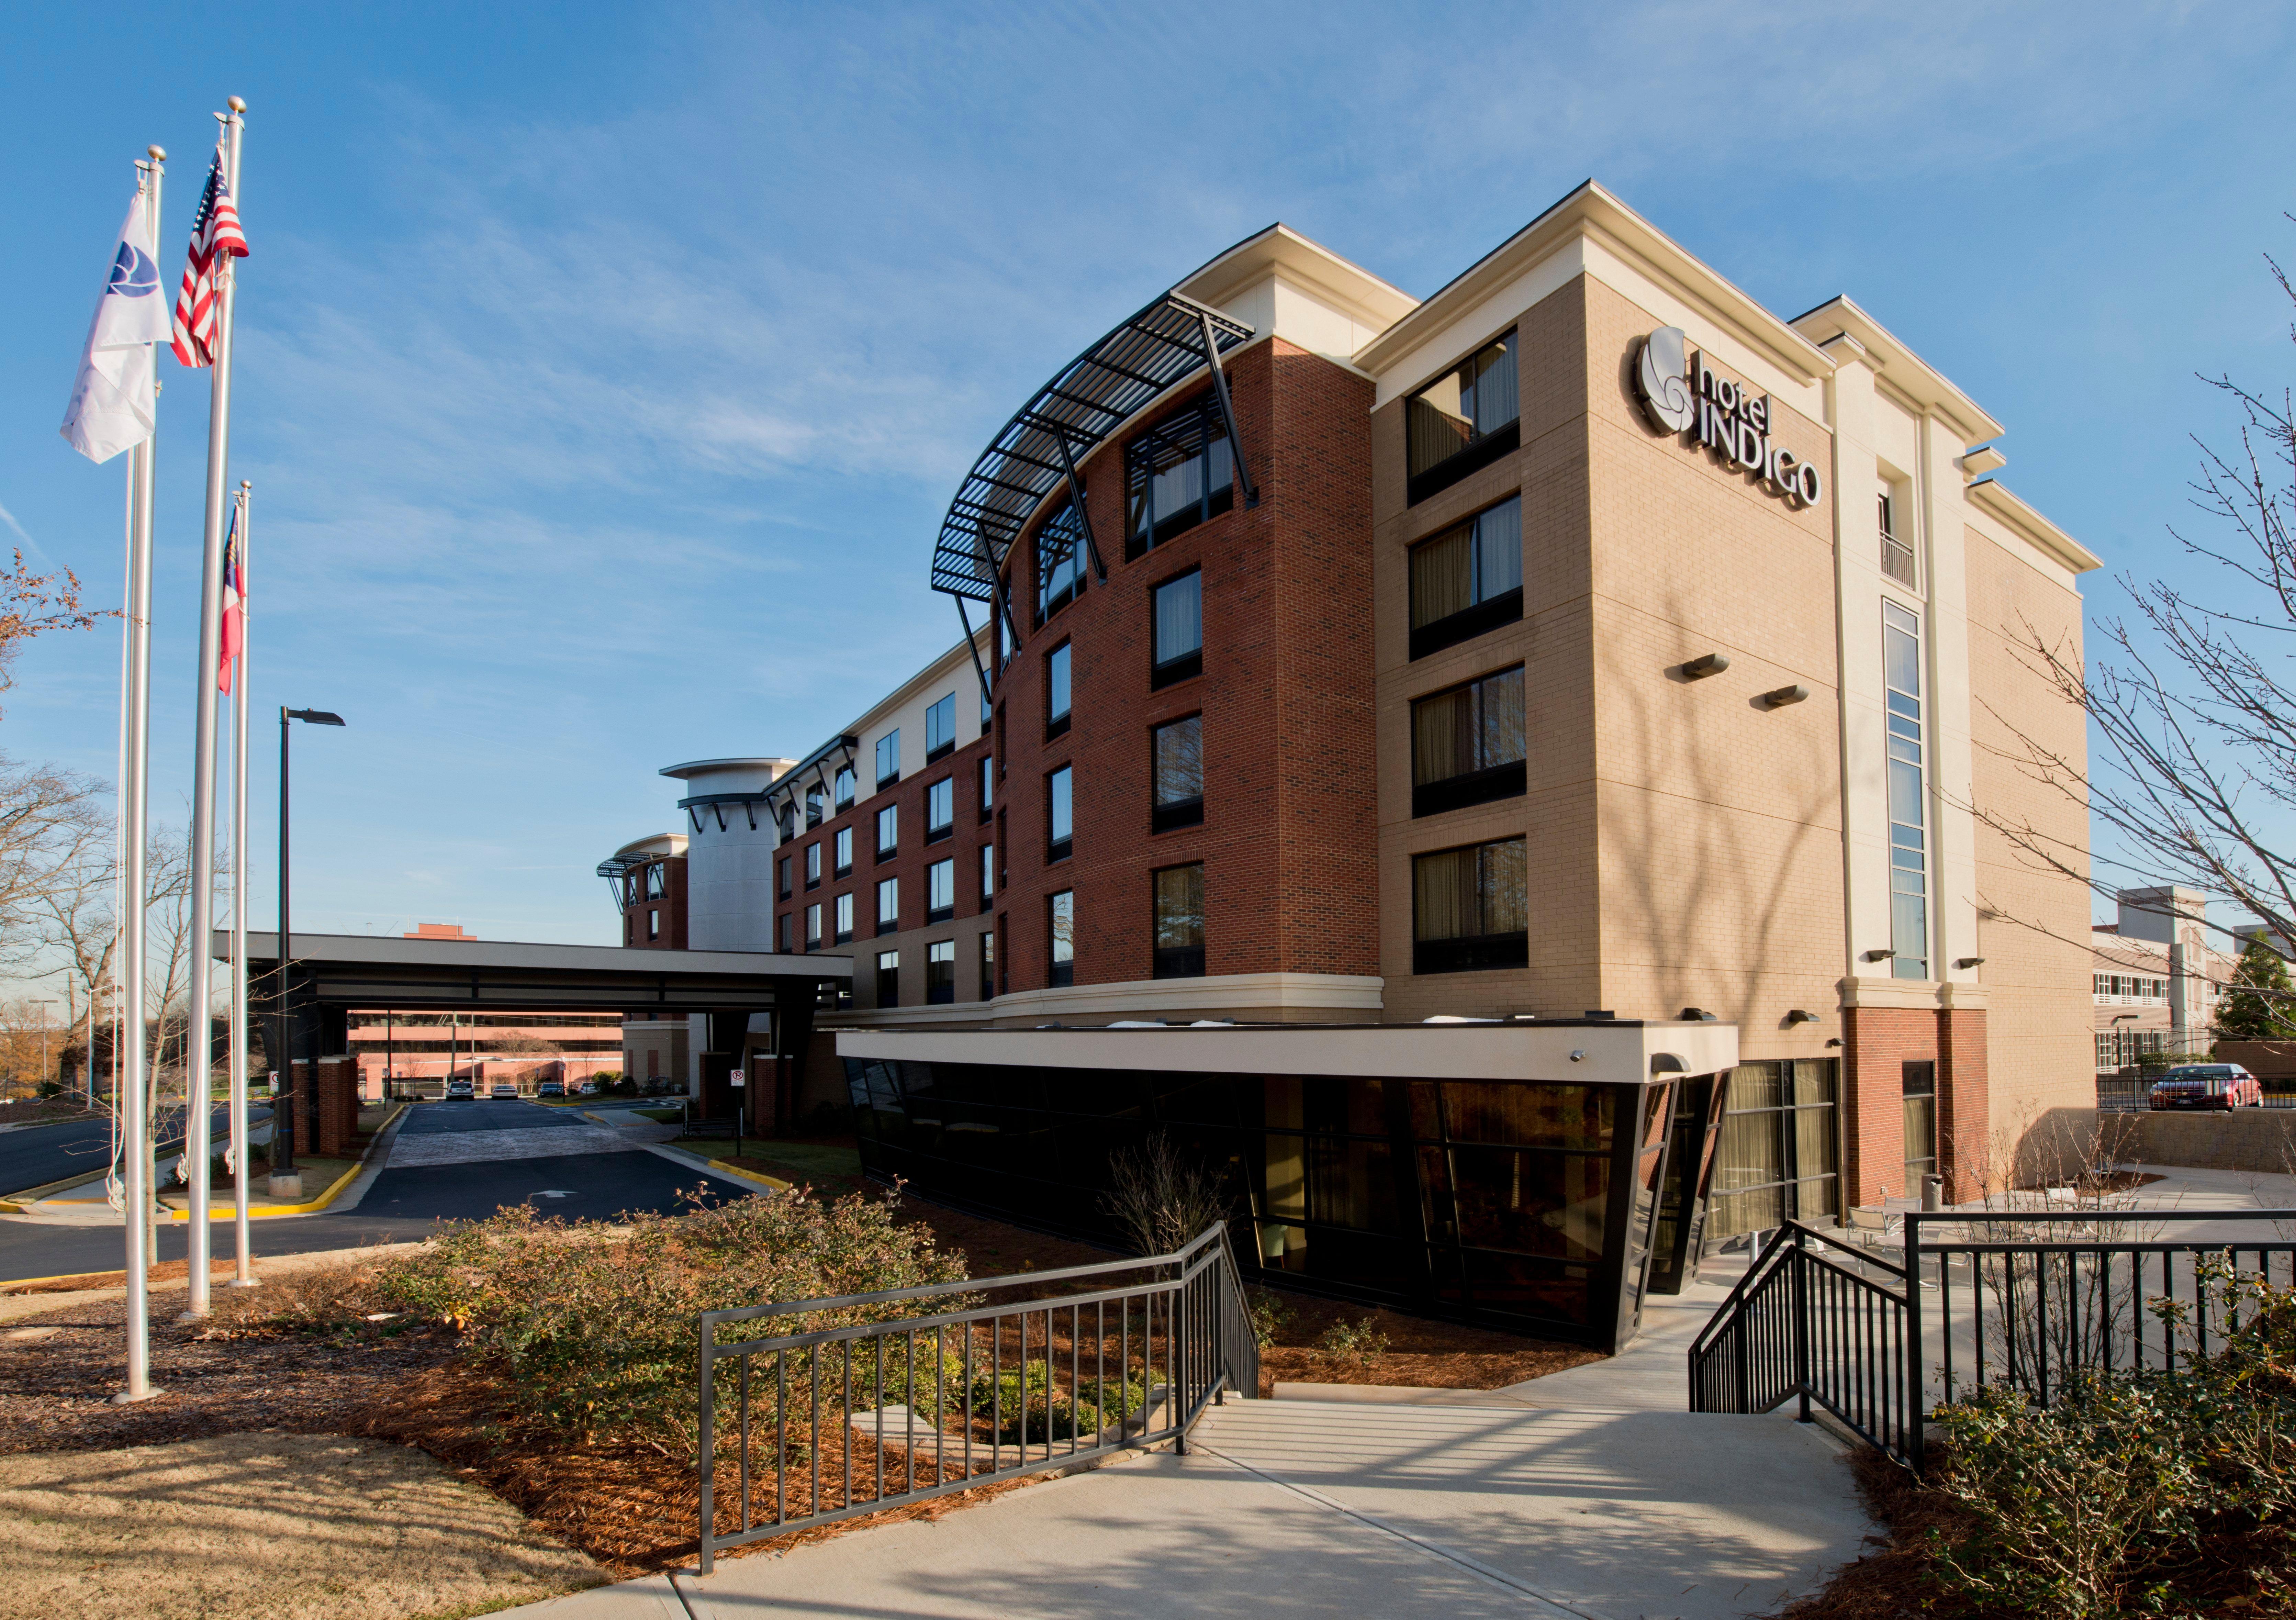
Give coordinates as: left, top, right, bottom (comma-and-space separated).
1176, 223, 1419, 336
1965, 478, 2104, 575
1789, 295, 2004, 448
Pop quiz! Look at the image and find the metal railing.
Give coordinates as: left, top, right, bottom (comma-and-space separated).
694, 1222, 1258, 1572
2096, 1073, 2296, 1113
1688, 1222, 1914, 1461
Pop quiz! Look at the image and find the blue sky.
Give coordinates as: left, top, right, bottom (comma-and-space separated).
2, 2, 2291, 949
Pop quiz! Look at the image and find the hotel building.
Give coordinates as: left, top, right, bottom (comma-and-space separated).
605, 182, 2102, 1347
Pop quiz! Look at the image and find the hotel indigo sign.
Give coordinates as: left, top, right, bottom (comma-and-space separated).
1635, 326, 1822, 509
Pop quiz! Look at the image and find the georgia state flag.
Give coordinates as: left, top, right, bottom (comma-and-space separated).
60, 189, 173, 463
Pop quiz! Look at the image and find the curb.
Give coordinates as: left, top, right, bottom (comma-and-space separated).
164, 1099, 407, 1221
706, 1158, 792, 1191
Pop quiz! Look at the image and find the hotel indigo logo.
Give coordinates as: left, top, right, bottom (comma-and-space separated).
1634, 327, 1822, 510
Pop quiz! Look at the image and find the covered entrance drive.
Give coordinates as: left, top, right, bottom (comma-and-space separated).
224, 932, 852, 1149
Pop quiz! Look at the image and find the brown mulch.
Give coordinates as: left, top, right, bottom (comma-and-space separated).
3, 1257, 247, 1296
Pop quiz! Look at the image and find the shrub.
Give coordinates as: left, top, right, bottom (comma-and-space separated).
1314, 1317, 1390, 1370
1246, 1287, 1295, 1350
963, 1359, 1146, 1445
1101, 1133, 1227, 1258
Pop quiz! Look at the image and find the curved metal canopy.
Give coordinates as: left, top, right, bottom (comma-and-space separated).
929, 291, 1254, 606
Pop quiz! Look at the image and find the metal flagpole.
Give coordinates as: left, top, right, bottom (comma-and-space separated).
227, 481, 255, 1286
182, 97, 247, 1320
115, 145, 165, 1402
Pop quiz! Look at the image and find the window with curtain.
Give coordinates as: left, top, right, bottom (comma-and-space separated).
925, 693, 957, 761
1153, 863, 1205, 979
1409, 497, 1522, 659
927, 777, 954, 841
1884, 602, 1929, 979
833, 891, 854, 944
1037, 501, 1088, 623
833, 827, 852, 875
1046, 642, 1071, 735
1048, 766, 1073, 861
1411, 837, 1528, 974
1704, 1061, 1839, 1243
1126, 398, 1233, 558
1049, 890, 1075, 987
1152, 715, 1203, 831
928, 858, 955, 923
1411, 666, 1525, 816
1405, 330, 1519, 503
926, 939, 956, 1004
1152, 569, 1203, 688
876, 876, 899, 934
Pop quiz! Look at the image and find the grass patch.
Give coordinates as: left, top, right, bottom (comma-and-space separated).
676, 1140, 862, 1186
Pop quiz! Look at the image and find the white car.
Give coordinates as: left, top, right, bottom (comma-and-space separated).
445, 1079, 475, 1100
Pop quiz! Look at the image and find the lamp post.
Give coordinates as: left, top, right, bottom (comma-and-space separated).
274, 707, 345, 1181
28, 1000, 55, 1101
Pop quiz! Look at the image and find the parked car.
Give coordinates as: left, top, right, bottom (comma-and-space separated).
537, 1079, 566, 1099
2149, 1063, 2263, 1111
445, 1078, 475, 1100
490, 1083, 520, 1100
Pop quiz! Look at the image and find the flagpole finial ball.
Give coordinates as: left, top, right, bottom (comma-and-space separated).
228, 96, 246, 113
148, 145, 166, 161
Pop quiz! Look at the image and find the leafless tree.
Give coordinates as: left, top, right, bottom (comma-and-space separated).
35, 829, 122, 1102
1975, 224, 2296, 963
0, 550, 100, 719
0, 758, 105, 970
141, 824, 197, 1110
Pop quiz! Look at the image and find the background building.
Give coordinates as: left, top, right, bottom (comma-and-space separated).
2092, 885, 2230, 1074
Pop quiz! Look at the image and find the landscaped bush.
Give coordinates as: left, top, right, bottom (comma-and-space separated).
962, 1358, 1146, 1445
1315, 1317, 1391, 1370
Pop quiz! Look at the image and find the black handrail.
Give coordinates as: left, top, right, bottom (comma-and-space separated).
696, 1223, 1257, 1572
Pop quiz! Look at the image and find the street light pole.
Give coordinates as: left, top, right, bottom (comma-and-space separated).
29, 1001, 55, 1098
274, 706, 344, 1184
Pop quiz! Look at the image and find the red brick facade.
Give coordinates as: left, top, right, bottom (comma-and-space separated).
288, 1055, 359, 1160
1841, 1004, 1989, 1205
620, 854, 689, 950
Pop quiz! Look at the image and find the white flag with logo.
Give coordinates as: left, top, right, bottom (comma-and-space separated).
60, 189, 172, 463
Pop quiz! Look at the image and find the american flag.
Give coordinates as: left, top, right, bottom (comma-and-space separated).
217, 501, 245, 695
170, 141, 249, 368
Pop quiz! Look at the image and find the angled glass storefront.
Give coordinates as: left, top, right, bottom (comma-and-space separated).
844, 1053, 1701, 1349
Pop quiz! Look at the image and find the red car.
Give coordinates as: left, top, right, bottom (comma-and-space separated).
2149, 1063, 2263, 1111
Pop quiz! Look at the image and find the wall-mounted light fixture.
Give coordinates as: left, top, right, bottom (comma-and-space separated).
1824, 1038, 1844, 1049
1954, 957, 1986, 971
1785, 1009, 1821, 1027
1759, 684, 1809, 708
1680, 652, 1730, 681
1678, 1007, 1718, 1022
1861, 948, 1895, 963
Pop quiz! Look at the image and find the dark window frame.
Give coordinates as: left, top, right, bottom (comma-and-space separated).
1047, 763, 1074, 864
1410, 664, 1527, 818
1151, 712, 1205, 833
1125, 395, 1234, 560
1049, 889, 1075, 988
1405, 328, 1521, 506
833, 891, 855, 946
1035, 499, 1088, 625
875, 730, 901, 789
925, 938, 957, 1005
875, 803, 899, 860
804, 842, 822, 892
925, 694, 958, 764
1150, 567, 1204, 690
926, 777, 955, 843
1045, 640, 1072, 740
1408, 496, 1524, 661
1411, 836, 1530, 976
832, 825, 854, 878
875, 875, 899, 937
926, 857, 956, 925
1151, 861, 1206, 980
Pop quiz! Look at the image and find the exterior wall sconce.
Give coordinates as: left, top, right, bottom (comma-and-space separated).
1785, 1009, 1821, 1026
1677, 1007, 1718, 1021
1824, 1037, 1844, 1049
1680, 652, 1730, 680
1861, 948, 1895, 963
1760, 684, 1808, 708
1954, 957, 1986, 970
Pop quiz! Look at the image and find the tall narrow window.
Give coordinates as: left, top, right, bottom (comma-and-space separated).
1152, 569, 1203, 688
833, 764, 856, 808
978, 930, 996, 1001
1047, 765, 1073, 861
978, 755, 994, 819
926, 777, 954, 842
833, 891, 854, 944
645, 863, 665, 899
876, 876, 899, 935
1049, 890, 1075, 987
1405, 329, 1519, 504
1409, 496, 1522, 659
777, 856, 792, 901
926, 939, 956, 1004
778, 912, 793, 952
876, 950, 900, 1008
979, 842, 995, 903
1879, 489, 1916, 588
1411, 666, 1526, 816
1037, 501, 1088, 622
927, 858, 955, 923
805, 843, 821, 888
805, 903, 822, 950
1883, 602, 1929, 979
832, 826, 853, 875
875, 729, 900, 787
925, 693, 957, 762
1152, 715, 1204, 831
1126, 397, 1233, 558
1153, 863, 1205, 979
875, 804, 898, 858
1902, 1061, 1937, 1191
1411, 837, 1529, 975
648, 910, 660, 940
805, 785, 824, 828
1046, 642, 1072, 737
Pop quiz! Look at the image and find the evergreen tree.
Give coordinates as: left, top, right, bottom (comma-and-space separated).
2216, 938, 2296, 1042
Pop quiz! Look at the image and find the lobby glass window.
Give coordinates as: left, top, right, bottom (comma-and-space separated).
805, 904, 822, 950
1706, 1061, 1839, 1242
875, 729, 900, 787
927, 777, 954, 842
877, 877, 899, 935
1127, 397, 1233, 558
833, 892, 855, 945
980, 842, 995, 903
1880, 490, 1916, 588
1152, 569, 1203, 688
833, 826, 853, 876
979, 756, 995, 819
928, 858, 956, 924
926, 939, 956, 1004
978, 931, 995, 1000
805, 785, 824, 828
1884, 602, 1930, 979
804, 843, 821, 888
1048, 765, 1073, 862
1049, 890, 1075, 987
876, 950, 899, 1008
777, 857, 792, 901
925, 693, 957, 762
1903, 1061, 1937, 1191
1412, 837, 1528, 974
1411, 666, 1526, 817
1153, 863, 1205, 979
834, 764, 856, 808
1037, 501, 1088, 623
1152, 715, 1204, 832
876, 804, 898, 858
1405, 328, 1519, 504
1046, 642, 1072, 738
1410, 496, 1522, 659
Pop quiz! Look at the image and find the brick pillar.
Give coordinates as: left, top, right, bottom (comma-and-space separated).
290, 1060, 316, 1156
1840, 1004, 1940, 1209
1936, 1008, 1990, 1202
316, 1057, 355, 1158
